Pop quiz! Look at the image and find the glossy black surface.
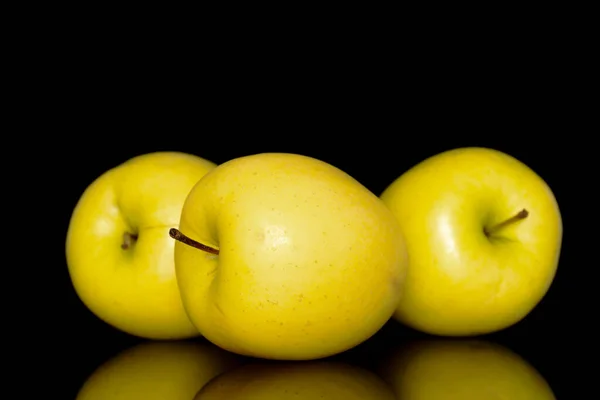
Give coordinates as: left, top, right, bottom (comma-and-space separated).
64, 316, 572, 398
52, 121, 578, 398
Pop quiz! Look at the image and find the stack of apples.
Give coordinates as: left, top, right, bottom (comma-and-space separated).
66, 148, 562, 360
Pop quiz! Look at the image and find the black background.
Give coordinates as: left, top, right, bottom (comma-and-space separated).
33, 30, 590, 398
56, 126, 578, 398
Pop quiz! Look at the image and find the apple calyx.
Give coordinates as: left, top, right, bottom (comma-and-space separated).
484, 208, 529, 237
121, 232, 138, 250
169, 228, 220, 255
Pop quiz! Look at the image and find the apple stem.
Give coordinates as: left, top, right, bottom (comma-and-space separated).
484, 209, 529, 237
121, 232, 138, 249
169, 228, 220, 255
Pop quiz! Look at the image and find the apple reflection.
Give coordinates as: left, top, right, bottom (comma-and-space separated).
377, 339, 556, 399
194, 360, 396, 399
76, 340, 243, 400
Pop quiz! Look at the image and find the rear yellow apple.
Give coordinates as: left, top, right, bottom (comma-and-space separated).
76, 340, 243, 400
173, 153, 408, 360
66, 152, 216, 339
380, 147, 562, 336
377, 339, 556, 399
195, 361, 396, 399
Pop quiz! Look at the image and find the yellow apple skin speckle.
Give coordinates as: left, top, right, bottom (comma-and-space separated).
175, 153, 408, 360
66, 152, 216, 339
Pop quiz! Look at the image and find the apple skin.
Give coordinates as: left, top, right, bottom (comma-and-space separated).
66, 152, 216, 339
377, 339, 556, 399
195, 361, 396, 400
174, 153, 408, 360
76, 340, 243, 400
380, 147, 562, 336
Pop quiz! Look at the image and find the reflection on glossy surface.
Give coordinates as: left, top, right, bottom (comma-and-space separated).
76, 340, 243, 399
195, 361, 396, 399
377, 339, 556, 399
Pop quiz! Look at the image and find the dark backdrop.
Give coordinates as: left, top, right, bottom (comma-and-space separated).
52, 112, 579, 399
35, 46, 587, 397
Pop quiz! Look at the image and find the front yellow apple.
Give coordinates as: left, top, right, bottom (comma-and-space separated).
377, 339, 556, 399
66, 152, 216, 339
380, 147, 562, 336
76, 340, 243, 400
174, 153, 408, 360
195, 361, 396, 399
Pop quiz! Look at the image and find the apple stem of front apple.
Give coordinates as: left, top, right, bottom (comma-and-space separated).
169, 228, 220, 255
484, 209, 529, 237
121, 232, 138, 249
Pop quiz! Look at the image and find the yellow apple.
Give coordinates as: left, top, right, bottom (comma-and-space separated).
172, 153, 408, 360
377, 339, 556, 399
380, 147, 562, 336
76, 340, 243, 400
66, 152, 217, 339
195, 361, 396, 399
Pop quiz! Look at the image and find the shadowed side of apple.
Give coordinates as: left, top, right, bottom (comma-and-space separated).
65, 152, 217, 339
376, 339, 556, 399
194, 360, 396, 399
380, 147, 563, 336
75, 340, 244, 400
172, 152, 409, 361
